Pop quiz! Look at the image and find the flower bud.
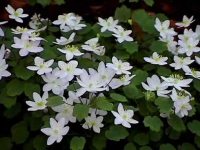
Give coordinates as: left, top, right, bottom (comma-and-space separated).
144, 91, 156, 102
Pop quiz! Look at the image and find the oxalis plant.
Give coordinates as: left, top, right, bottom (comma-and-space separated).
1, 3, 200, 150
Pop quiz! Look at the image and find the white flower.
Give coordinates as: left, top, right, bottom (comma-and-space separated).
161, 74, 193, 90
11, 26, 34, 35
5, 5, 28, 23
89, 108, 107, 116
195, 56, 200, 65
0, 59, 11, 80
112, 26, 133, 43
0, 44, 6, 60
58, 45, 83, 61
0, 21, 8, 37
178, 29, 198, 43
42, 68, 69, 95
41, 118, 69, 145
52, 103, 76, 124
91, 61, 115, 86
81, 37, 105, 56
61, 16, 86, 32
175, 15, 194, 28
178, 38, 200, 56
184, 68, 200, 79
109, 74, 135, 89
174, 99, 192, 118
195, 25, 200, 40
29, 13, 47, 31
77, 70, 107, 96
106, 56, 132, 75
60, 16, 86, 32
144, 52, 168, 65
170, 88, 191, 102
66, 91, 81, 104
82, 112, 104, 133
160, 36, 178, 55
154, 18, 176, 38
53, 13, 76, 28
142, 75, 170, 97
111, 103, 138, 128
98, 17, 119, 32
0, 27, 4, 37
57, 60, 83, 80
0, 45, 11, 80
26, 92, 48, 111
170, 89, 192, 118
54, 32, 75, 45
12, 33, 44, 56
170, 56, 194, 71
0, 21, 8, 25
28, 32, 44, 41
27, 57, 54, 75
53, 13, 86, 32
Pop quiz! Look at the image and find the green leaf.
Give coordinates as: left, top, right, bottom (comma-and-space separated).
133, 9, 156, 34
134, 133, 149, 146
0, 137, 13, 150
167, 115, 186, 132
139, 146, 152, 150
41, 45, 58, 60
114, 50, 130, 60
144, 0, 154, 6
122, 42, 138, 54
36, 0, 51, 6
157, 67, 172, 76
73, 104, 89, 120
0, 90, 16, 108
105, 126, 129, 141
123, 84, 144, 100
156, 13, 168, 21
99, 31, 113, 37
14, 63, 34, 80
54, 0, 65, 5
46, 96, 64, 107
193, 79, 200, 92
24, 82, 40, 99
187, 120, 200, 136
180, 143, 196, 150
92, 134, 106, 150
33, 135, 47, 150
4, 103, 21, 119
168, 129, 181, 140
119, 0, 126, 3
124, 143, 137, 150
195, 136, 200, 148
150, 41, 167, 53
115, 5, 132, 22
143, 116, 163, 132
149, 130, 163, 142
30, 117, 43, 131
78, 58, 98, 69
48, 26, 60, 32
159, 144, 176, 150
110, 93, 128, 102
155, 97, 173, 114
132, 69, 148, 86
129, 0, 139, 2
70, 136, 86, 150
6, 79, 24, 96
11, 121, 29, 144
95, 97, 113, 111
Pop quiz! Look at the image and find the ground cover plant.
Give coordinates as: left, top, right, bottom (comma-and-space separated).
0, 0, 200, 150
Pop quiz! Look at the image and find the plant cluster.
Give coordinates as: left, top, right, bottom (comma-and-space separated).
1, 3, 200, 150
